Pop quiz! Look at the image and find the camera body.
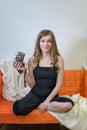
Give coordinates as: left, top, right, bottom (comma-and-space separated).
14, 52, 25, 63
15, 53, 23, 62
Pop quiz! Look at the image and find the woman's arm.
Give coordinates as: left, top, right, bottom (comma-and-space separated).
13, 58, 35, 88
24, 57, 35, 88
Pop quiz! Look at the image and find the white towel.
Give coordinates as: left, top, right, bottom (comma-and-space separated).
0, 61, 31, 102
49, 94, 87, 130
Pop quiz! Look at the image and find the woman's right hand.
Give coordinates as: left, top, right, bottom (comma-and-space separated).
13, 61, 25, 73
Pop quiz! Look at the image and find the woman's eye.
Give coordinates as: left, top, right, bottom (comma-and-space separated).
47, 40, 52, 43
41, 40, 45, 43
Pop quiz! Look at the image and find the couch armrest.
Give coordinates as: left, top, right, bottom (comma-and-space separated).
84, 70, 87, 98
0, 70, 3, 99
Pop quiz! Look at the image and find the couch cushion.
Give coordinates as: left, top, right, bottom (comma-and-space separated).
59, 70, 84, 96
0, 99, 59, 124
0, 70, 3, 99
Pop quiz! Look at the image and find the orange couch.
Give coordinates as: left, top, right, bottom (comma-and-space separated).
0, 70, 87, 124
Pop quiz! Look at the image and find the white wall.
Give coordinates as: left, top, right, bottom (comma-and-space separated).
0, 0, 87, 69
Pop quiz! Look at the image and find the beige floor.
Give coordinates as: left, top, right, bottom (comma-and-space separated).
0, 124, 70, 130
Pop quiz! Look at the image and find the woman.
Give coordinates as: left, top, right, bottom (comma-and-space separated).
13, 29, 74, 115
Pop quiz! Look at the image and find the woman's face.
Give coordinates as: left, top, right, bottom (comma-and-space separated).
39, 35, 52, 53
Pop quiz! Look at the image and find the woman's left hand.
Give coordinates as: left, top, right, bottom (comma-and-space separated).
38, 101, 49, 113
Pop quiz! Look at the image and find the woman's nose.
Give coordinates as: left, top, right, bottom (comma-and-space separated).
44, 41, 48, 45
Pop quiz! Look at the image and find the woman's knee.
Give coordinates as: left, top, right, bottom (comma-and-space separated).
12, 101, 20, 115
64, 102, 73, 111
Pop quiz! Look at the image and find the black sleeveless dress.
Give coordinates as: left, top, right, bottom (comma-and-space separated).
13, 66, 74, 115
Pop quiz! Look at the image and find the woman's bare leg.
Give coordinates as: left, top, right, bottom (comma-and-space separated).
48, 101, 73, 113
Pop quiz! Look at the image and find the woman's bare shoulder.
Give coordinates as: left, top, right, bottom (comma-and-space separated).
28, 56, 34, 62
57, 55, 63, 62
28, 56, 35, 68
57, 55, 64, 69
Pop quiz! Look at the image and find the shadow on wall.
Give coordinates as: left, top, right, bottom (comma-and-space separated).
65, 38, 87, 69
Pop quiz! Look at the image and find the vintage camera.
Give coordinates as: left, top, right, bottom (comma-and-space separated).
14, 52, 25, 62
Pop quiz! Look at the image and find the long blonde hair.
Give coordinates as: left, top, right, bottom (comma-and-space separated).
33, 29, 60, 67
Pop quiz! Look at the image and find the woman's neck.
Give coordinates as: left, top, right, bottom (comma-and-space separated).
41, 52, 51, 59
39, 54, 52, 67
